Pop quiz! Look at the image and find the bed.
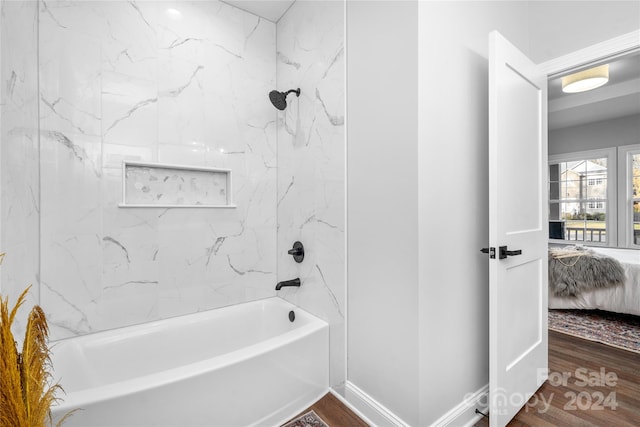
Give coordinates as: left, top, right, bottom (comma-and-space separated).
549, 246, 640, 316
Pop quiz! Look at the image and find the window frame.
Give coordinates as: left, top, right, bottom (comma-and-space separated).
548, 147, 617, 247
617, 144, 640, 249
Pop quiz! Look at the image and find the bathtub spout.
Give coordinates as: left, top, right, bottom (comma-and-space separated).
275, 278, 301, 290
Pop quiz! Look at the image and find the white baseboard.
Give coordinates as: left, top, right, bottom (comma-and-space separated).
344, 381, 410, 427
429, 384, 489, 427
341, 382, 489, 427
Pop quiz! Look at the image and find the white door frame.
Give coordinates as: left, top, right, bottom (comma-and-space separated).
538, 30, 640, 77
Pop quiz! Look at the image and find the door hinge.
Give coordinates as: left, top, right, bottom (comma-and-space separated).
480, 247, 496, 259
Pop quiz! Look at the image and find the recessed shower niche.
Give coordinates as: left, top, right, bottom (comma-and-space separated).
120, 161, 234, 208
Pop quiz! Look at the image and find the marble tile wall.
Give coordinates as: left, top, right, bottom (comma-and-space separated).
0, 0, 40, 336
276, 1, 346, 390
37, 0, 277, 340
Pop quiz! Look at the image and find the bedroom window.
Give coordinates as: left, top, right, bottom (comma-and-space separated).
632, 154, 640, 246
617, 144, 640, 248
551, 145, 640, 248
549, 148, 616, 245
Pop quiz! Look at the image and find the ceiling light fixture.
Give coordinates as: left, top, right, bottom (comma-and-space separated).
561, 64, 609, 93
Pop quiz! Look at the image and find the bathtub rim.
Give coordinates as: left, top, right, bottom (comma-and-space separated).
49, 296, 317, 346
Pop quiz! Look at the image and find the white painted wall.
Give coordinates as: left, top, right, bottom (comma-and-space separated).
417, 2, 531, 425
549, 114, 640, 155
346, 1, 420, 424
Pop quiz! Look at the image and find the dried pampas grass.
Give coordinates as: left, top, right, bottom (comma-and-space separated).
0, 286, 72, 427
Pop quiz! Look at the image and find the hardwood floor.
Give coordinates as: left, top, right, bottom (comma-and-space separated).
283, 392, 369, 427
287, 330, 638, 427
475, 330, 640, 426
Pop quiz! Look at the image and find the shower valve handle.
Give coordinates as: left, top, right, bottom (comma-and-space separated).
287, 241, 304, 263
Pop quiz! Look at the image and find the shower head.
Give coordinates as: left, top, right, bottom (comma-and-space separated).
269, 88, 301, 111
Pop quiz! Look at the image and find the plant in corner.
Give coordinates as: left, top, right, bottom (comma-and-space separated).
0, 285, 73, 426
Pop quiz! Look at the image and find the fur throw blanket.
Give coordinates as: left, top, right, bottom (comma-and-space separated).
549, 246, 625, 297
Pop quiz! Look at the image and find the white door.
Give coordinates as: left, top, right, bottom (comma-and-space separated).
488, 31, 548, 427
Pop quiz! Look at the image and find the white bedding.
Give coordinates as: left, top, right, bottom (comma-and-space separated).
549, 246, 640, 316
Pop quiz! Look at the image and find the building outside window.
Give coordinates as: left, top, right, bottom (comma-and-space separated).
550, 145, 640, 248
549, 149, 613, 244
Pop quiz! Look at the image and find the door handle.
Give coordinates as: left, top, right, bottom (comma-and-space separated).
499, 246, 522, 259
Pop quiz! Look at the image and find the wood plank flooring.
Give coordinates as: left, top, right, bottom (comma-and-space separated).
475, 330, 640, 426
287, 329, 638, 427
283, 392, 369, 427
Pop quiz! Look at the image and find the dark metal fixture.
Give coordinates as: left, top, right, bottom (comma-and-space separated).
480, 246, 522, 259
287, 241, 304, 263
275, 277, 301, 290
499, 246, 522, 259
269, 88, 301, 110
480, 247, 496, 259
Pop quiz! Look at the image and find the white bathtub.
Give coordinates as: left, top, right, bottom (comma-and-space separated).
50, 297, 329, 427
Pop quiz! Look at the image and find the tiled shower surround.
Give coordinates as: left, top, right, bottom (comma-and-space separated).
276, 0, 346, 390
1, 0, 345, 388
0, 0, 40, 329
37, 0, 277, 339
